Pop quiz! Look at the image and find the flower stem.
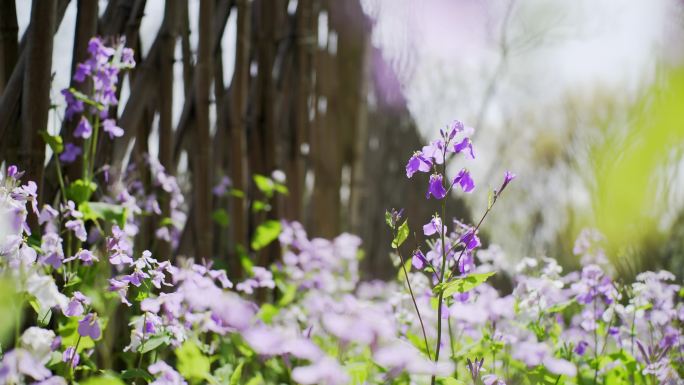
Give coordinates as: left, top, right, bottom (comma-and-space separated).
69, 335, 82, 382
138, 312, 148, 368
396, 242, 432, 360
88, 115, 100, 182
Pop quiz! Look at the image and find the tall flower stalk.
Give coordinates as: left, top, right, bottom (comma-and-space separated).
401, 120, 515, 385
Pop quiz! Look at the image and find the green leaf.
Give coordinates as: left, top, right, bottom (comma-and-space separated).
139, 335, 169, 354
251, 220, 281, 250
121, 369, 155, 382
212, 209, 230, 227
176, 341, 211, 382
230, 189, 245, 198
237, 245, 253, 272
274, 183, 289, 195
385, 210, 393, 228
40, 131, 64, 154
258, 303, 280, 324
546, 300, 575, 314
230, 361, 244, 385
434, 272, 496, 297
67, 179, 97, 204
80, 202, 126, 227
277, 283, 297, 307
244, 374, 264, 385
80, 374, 126, 385
0, 278, 23, 345
391, 219, 409, 249
253, 174, 275, 198
251, 200, 270, 213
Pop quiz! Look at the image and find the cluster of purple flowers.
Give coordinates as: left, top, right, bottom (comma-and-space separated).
406, 120, 476, 199
59, 37, 133, 164
0, 120, 682, 385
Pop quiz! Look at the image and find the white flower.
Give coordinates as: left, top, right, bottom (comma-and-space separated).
25, 273, 68, 314
0, 194, 26, 256
20, 327, 56, 364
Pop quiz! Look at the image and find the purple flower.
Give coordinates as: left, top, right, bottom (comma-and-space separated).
466, 357, 484, 382
212, 176, 232, 196
74, 117, 92, 139
453, 169, 475, 193
426, 174, 447, 199
61, 89, 84, 121
405, 152, 432, 178
88, 37, 115, 62
50, 337, 61, 351
148, 361, 187, 385
64, 292, 90, 317
38, 205, 59, 226
6, 165, 21, 179
460, 229, 480, 251
291, 357, 349, 385
453, 137, 475, 159
63, 249, 98, 266
122, 269, 149, 287
446, 120, 465, 139
121, 48, 136, 68
107, 225, 133, 266
108, 278, 131, 306
103, 119, 123, 139
498, 170, 516, 194
574, 340, 589, 355
59, 143, 82, 164
77, 313, 101, 339
0, 349, 51, 382
65, 219, 87, 242
73, 63, 91, 83
543, 357, 576, 376
422, 140, 445, 164
412, 250, 428, 270
423, 216, 445, 236
62, 347, 79, 368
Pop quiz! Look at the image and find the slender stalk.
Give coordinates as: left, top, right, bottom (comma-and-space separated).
592, 299, 599, 385
88, 115, 100, 182
448, 315, 456, 359
431, 147, 449, 385
69, 335, 82, 381
396, 242, 432, 359
138, 312, 148, 368
54, 157, 68, 204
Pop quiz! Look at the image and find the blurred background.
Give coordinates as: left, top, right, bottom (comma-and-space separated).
1, 0, 684, 280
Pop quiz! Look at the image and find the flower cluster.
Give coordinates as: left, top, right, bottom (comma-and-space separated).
60, 37, 133, 164
0, 114, 681, 385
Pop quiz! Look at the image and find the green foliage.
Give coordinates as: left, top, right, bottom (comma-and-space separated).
176, 340, 212, 383
67, 179, 97, 204
139, 334, 170, 354
80, 201, 127, 227
0, 277, 23, 345
392, 220, 409, 249
590, 67, 684, 260
212, 208, 230, 227
251, 220, 281, 251
230, 361, 245, 385
80, 375, 126, 385
433, 272, 495, 297
40, 131, 64, 154
121, 369, 155, 382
